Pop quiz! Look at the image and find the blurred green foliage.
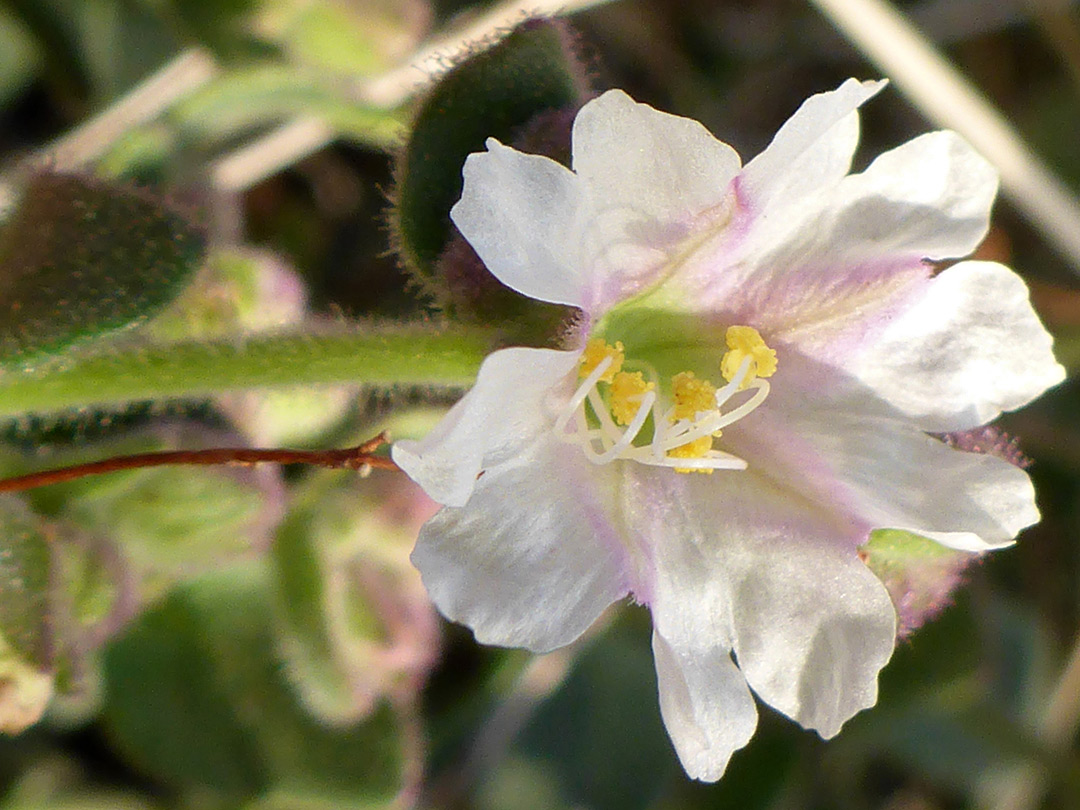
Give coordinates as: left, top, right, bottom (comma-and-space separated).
0, 1, 1079, 810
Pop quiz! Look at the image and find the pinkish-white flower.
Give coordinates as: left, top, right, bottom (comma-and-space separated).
392, 80, 1065, 781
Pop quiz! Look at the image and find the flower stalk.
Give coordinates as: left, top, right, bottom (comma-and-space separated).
0, 434, 399, 494
0, 325, 493, 419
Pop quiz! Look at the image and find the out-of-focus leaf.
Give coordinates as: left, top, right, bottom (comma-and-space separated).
513, 617, 678, 810
95, 125, 175, 182
170, 66, 404, 148
39, 526, 132, 729
837, 704, 1046, 797
7, 424, 280, 602
27, 0, 178, 103
0, 497, 50, 666
271, 472, 438, 724
0, 496, 53, 734
257, 0, 425, 76
1, 752, 158, 809
57, 461, 277, 580
0, 171, 205, 364
103, 564, 410, 804
0, 8, 42, 108
169, 0, 262, 58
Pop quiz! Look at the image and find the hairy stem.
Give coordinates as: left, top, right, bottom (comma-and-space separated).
0, 325, 492, 418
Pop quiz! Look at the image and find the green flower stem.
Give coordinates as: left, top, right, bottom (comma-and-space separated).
0, 325, 494, 419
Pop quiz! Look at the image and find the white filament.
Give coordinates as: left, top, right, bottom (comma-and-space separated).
554, 355, 767, 472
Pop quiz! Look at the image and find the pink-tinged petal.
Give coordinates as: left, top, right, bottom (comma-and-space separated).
392, 347, 579, 507
410, 436, 630, 653
659, 133, 1004, 363
850, 261, 1066, 432
726, 527, 896, 736
830, 130, 997, 260
739, 78, 885, 215
651, 630, 757, 782
572, 89, 741, 236
450, 139, 585, 307
747, 359, 1042, 551
627, 467, 893, 770
557, 90, 743, 311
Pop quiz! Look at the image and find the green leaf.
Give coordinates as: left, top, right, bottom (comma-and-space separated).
103, 571, 267, 796
515, 617, 678, 810
0, 495, 54, 733
0, 497, 50, 665
264, 0, 416, 76
271, 473, 437, 724
103, 564, 410, 803
170, 65, 404, 148
45, 439, 279, 581
0, 171, 205, 364
392, 19, 588, 280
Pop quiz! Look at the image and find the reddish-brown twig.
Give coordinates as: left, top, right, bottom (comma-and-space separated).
0, 432, 399, 493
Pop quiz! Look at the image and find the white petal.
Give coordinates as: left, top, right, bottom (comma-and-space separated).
410, 436, 630, 653
450, 139, 585, 307
392, 347, 579, 507
823, 413, 1039, 552
628, 468, 894, 765
747, 362, 1043, 551
739, 78, 885, 215
572, 89, 741, 234
671, 131, 1000, 356
831, 130, 998, 260
851, 261, 1066, 432
725, 528, 896, 736
652, 630, 757, 782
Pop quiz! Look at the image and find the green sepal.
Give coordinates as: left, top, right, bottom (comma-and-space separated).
391, 18, 589, 340
861, 528, 978, 637
0, 171, 205, 364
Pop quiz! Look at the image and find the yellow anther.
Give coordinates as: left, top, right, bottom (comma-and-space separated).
668, 435, 715, 474
671, 371, 717, 420
609, 371, 654, 426
580, 338, 624, 382
721, 325, 777, 388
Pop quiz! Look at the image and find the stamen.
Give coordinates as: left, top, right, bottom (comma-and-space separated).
721, 325, 777, 389
667, 435, 715, 474
671, 372, 716, 420
554, 355, 614, 438
556, 327, 776, 474
610, 371, 654, 426
587, 389, 656, 465
580, 338, 624, 382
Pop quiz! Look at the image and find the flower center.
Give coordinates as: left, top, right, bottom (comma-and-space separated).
553, 327, 777, 473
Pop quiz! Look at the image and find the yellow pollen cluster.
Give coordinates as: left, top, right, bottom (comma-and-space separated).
668, 372, 721, 472
609, 371, 654, 426
667, 435, 715, 474
671, 371, 716, 420
580, 338, 624, 382
558, 329, 774, 474
721, 325, 777, 388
